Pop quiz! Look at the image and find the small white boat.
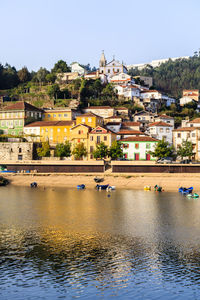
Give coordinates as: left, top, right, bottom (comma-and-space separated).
108, 186, 116, 190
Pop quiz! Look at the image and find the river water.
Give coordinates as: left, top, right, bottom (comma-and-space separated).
0, 186, 200, 299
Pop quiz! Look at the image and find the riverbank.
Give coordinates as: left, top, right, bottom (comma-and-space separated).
3, 173, 200, 192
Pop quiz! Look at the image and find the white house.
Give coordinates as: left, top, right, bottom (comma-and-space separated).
115, 85, 140, 100
120, 136, 158, 161
70, 62, 86, 76
179, 96, 195, 106
121, 121, 141, 131
106, 122, 121, 133
155, 114, 174, 128
148, 121, 173, 144
110, 72, 133, 86
24, 123, 41, 142
141, 90, 176, 107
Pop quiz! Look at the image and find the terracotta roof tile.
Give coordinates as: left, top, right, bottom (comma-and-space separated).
117, 130, 145, 135
25, 121, 75, 127
3, 101, 43, 112
149, 121, 172, 127
157, 114, 174, 119
120, 136, 159, 142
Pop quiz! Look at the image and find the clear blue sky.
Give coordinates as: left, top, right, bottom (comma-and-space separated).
1, 0, 200, 71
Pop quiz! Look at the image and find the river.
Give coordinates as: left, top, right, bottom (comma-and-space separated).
0, 186, 200, 299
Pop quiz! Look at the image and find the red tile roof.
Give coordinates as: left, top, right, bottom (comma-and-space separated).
120, 136, 159, 142
190, 118, 200, 123
117, 130, 145, 135
86, 106, 112, 109
105, 115, 122, 119
173, 127, 200, 132
122, 121, 140, 127
149, 121, 172, 127
157, 114, 174, 119
25, 121, 75, 127
4, 101, 43, 112
77, 112, 103, 118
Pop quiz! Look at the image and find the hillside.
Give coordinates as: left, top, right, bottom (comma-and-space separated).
128, 53, 200, 98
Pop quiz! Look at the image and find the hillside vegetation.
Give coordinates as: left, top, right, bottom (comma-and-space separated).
129, 52, 200, 98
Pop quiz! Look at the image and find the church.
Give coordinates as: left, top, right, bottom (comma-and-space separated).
99, 51, 128, 81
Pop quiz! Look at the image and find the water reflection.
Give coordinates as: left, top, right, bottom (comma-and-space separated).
1, 187, 200, 298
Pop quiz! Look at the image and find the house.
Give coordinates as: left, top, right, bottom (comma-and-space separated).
70, 124, 91, 160
186, 118, 200, 127
43, 108, 77, 121
155, 114, 174, 128
76, 113, 103, 128
117, 129, 146, 140
133, 110, 156, 131
70, 62, 86, 76
110, 72, 133, 86
115, 85, 140, 100
148, 121, 173, 144
0, 101, 43, 136
83, 106, 115, 118
121, 121, 141, 131
115, 107, 129, 117
179, 96, 196, 106
133, 76, 153, 88
84, 70, 107, 84
105, 122, 121, 133
88, 126, 116, 160
173, 127, 200, 160
104, 115, 122, 125
99, 51, 127, 81
56, 72, 79, 83
183, 89, 199, 101
120, 136, 158, 160
24, 121, 75, 144
141, 90, 176, 108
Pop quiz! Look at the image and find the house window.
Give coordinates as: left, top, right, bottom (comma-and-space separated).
90, 136, 93, 141
104, 136, 107, 141
64, 114, 68, 117
78, 130, 81, 134
146, 143, 150, 149
19, 148, 22, 153
117, 69, 119, 72
192, 133, 196, 137
45, 129, 48, 133
187, 133, 190, 138
78, 139, 80, 143
135, 143, 139, 149
97, 136, 101, 144
48, 114, 50, 118
82, 118, 85, 123
123, 144, 129, 149
53, 114, 56, 118
90, 154, 93, 159
108, 69, 110, 73
57, 128, 60, 132
64, 128, 67, 132
166, 128, 170, 133
88, 118, 92, 123
178, 133, 181, 138
160, 128, 163, 132
59, 114, 62, 117
18, 155, 23, 160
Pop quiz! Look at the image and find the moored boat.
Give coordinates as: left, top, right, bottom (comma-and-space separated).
179, 187, 193, 194
96, 184, 109, 190
144, 186, 151, 191
77, 184, 85, 190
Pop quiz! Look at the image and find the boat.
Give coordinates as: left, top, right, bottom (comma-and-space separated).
187, 193, 199, 198
154, 185, 162, 192
0, 176, 9, 186
94, 177, 104, 183
96, 184, 109, 190
108, 186, 116, 190
77, 184, 85, 190
179, 187, 193, 194
30, 182, 37, 188
144, 186, 151, 191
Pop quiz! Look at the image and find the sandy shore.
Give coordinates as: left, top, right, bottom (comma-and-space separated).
2, 173, 200, 192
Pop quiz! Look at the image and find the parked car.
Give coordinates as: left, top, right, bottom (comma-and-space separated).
179, 159, 192, 164
156, 157, 173, 164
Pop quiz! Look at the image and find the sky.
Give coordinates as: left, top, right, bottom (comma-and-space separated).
1, 0, 200, 71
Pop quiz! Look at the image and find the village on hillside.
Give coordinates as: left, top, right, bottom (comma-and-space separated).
0, 52, 199, 163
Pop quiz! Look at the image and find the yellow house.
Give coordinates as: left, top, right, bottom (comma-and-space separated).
43, 108, 75, 121
76, 113, 103, 129
24, 121, 75, 144
88, 126, 117, 160
70, 124, 91, 159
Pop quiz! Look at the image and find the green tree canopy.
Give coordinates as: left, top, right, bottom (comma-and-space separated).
177, 140, 193, 159
17, 67, 31, 83
55, 141, 71, 158
46, 73, 56, 84
37, 142, 50, 157
36, 67, 49, 84
51, 60, 70, 73
149, 139, 174, 159
109, 141, 123, 160
93, 142, 108, 159
72, 142, 87, 160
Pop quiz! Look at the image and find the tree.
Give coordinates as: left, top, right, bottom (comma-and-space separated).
46, 73, 56, 84
36, 67, 49, 85
37, 142, 50, 157
72, 142, 87, 160
102, 83, 116, 99
93, 142, 108, 159
17, 67, 31, 83
47, 84, 60, 98
51, 60, 70, 73
55, 141, 71, 158
177, 140, 193, 160
109, 141, 123, 160
149, 139, 174, 159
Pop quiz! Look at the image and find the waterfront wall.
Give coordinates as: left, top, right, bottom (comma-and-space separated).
2, 160, 105, 173
111, 161, 200, 173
